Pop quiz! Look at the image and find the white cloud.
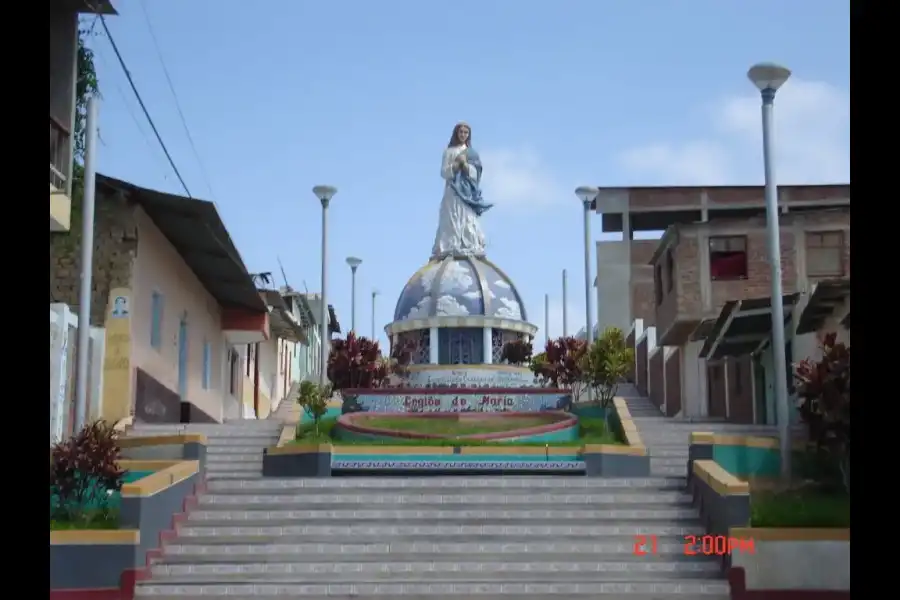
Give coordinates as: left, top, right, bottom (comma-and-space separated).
494, 297, 523, 321
493, 279, 511, 290
435, 295, 469, 316
440, 261, 475, 293
480, 147, 565, 209
405, 296, 431, 320
618, 79, 849, 185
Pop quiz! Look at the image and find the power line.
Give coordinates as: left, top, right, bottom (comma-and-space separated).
96, 12, 192, 198
137, 0, 217, 201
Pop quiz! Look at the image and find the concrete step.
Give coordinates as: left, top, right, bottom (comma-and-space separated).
186, 507, 701, 524
159, 540, 700, 559
205, 473, 265, 480
204, 476, 687, 493
194, 491, 694, 508
204, 446, 269, 456
149, 559, 722, 580
174, 522, 710, 541
134, 579, 730, 597
652, 466, 687, 477
205, 455, 263, 464
647, 448, 690, 458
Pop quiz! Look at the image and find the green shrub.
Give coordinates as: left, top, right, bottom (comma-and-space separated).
751, 488, 850, 528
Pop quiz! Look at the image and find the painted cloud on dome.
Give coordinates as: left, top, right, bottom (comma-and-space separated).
435, 295, 470, 316
439, 261, 475, 293
494, 279, 511, 290
404, 296, 432, 320
494, 297, 523, 320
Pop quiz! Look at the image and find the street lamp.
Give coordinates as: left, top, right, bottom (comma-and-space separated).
748, 62, 792, 481
313, 184, 337, 387
346, 256, 363, 334
371, 289, 379, 342
575, 186, 599, 348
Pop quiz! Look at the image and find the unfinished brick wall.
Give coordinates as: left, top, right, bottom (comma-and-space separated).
636, 337, 649, 396
664, 349, 682, 417
50, 187, 138, 326
648, 349, 664, 409
630, 240, 658, 326
710, 230, 798, 311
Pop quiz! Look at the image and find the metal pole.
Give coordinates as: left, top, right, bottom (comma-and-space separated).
319, 202, 329, 387
73, 96, 99, 432
544, 293, 550, 346
760, 87, 792, 481
350, 266, 358, 334
562, 269, 569, 337
371, 291, 378, 341
582, 202, 593, 347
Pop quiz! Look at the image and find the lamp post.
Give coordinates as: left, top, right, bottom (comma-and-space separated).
313, 185, 337, 387
346, 257, 362, 335
748, 62, 792, 481
371, 289, 379, 342
575, 186, 599, 347
562, 269, 569, 337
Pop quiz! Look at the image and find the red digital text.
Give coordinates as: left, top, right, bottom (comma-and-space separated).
632, 535, 756, 556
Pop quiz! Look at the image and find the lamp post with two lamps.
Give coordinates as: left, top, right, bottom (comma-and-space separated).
748, 62, 793, 481
312, 185, 337, 387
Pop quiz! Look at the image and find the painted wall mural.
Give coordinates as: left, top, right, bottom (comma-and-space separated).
403, 366, 539, 388
342, 391, 571, 414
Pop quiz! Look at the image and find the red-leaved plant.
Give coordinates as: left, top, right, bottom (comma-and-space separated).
50, 420, 125, 522
500, 338, 533, 366
327, 332, 390, 391
531, 336, 588, 399
794, 332, 850, 493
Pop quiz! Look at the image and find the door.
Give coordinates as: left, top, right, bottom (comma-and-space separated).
753, 354, 767, 425
177, 316, 189, 400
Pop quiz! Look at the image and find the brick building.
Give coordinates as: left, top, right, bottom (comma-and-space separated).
50, 174, 270, 427
593, 184, 850, 335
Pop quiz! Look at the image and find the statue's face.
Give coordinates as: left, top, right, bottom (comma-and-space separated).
457, 126, 470, 144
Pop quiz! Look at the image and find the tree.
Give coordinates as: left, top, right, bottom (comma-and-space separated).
530, 336, 588, 401
582, 327, 635, 409
327, 332, 390, 390
296, 380, 331, 438
500, 338, 533, 366
794, 333, 850, 493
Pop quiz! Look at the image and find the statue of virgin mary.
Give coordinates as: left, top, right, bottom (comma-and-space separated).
431, 122, 493, 260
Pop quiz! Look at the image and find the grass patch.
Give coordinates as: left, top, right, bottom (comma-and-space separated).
50, 509, 120, 531
360, 415, 553, 436
751, 486, 850, 528
291, 415, 622, 447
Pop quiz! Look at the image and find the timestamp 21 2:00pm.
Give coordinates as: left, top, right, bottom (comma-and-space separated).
633, 535, 756, 556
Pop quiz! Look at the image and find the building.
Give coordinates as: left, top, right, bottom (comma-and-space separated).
640, 207, 850, 425
239, 291, 341, 418
50, 174, 270, 427
592, 184, 851, 335
50, 0, 117, 233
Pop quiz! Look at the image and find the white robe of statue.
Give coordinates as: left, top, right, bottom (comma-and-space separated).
431, 144, 486, 259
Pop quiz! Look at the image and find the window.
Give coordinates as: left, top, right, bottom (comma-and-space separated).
806, 231, 844, 277
665, 249, 675, 293
228, 349, 239, 395
654, 264, 663, 306
709, 236, 748, 280
202, 341, 212, 389
150, 292, 164, 349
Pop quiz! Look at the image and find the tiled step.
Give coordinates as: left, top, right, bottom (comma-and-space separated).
159, 540, 701, 560
194, 491, 694, 508
148, 559, 722, 580
135, 580, 730, 598
174, 522, 711, 541
204, 476, 687, 492
186, 507, 701, 524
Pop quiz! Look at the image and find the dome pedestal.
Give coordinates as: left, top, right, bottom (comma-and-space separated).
385, 255, 538, 389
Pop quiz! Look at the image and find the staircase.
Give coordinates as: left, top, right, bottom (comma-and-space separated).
127, 418, 282, 480
615, 383, 782, 479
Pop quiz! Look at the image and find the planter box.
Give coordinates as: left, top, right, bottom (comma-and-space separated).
262, 443, 332, 477
50, 461, 202, 599
728, 527, 850, 599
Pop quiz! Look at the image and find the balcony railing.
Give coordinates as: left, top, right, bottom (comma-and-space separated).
49, 115, 70, 191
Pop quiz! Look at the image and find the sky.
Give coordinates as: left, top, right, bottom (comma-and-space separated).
88, 0, 850, 350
